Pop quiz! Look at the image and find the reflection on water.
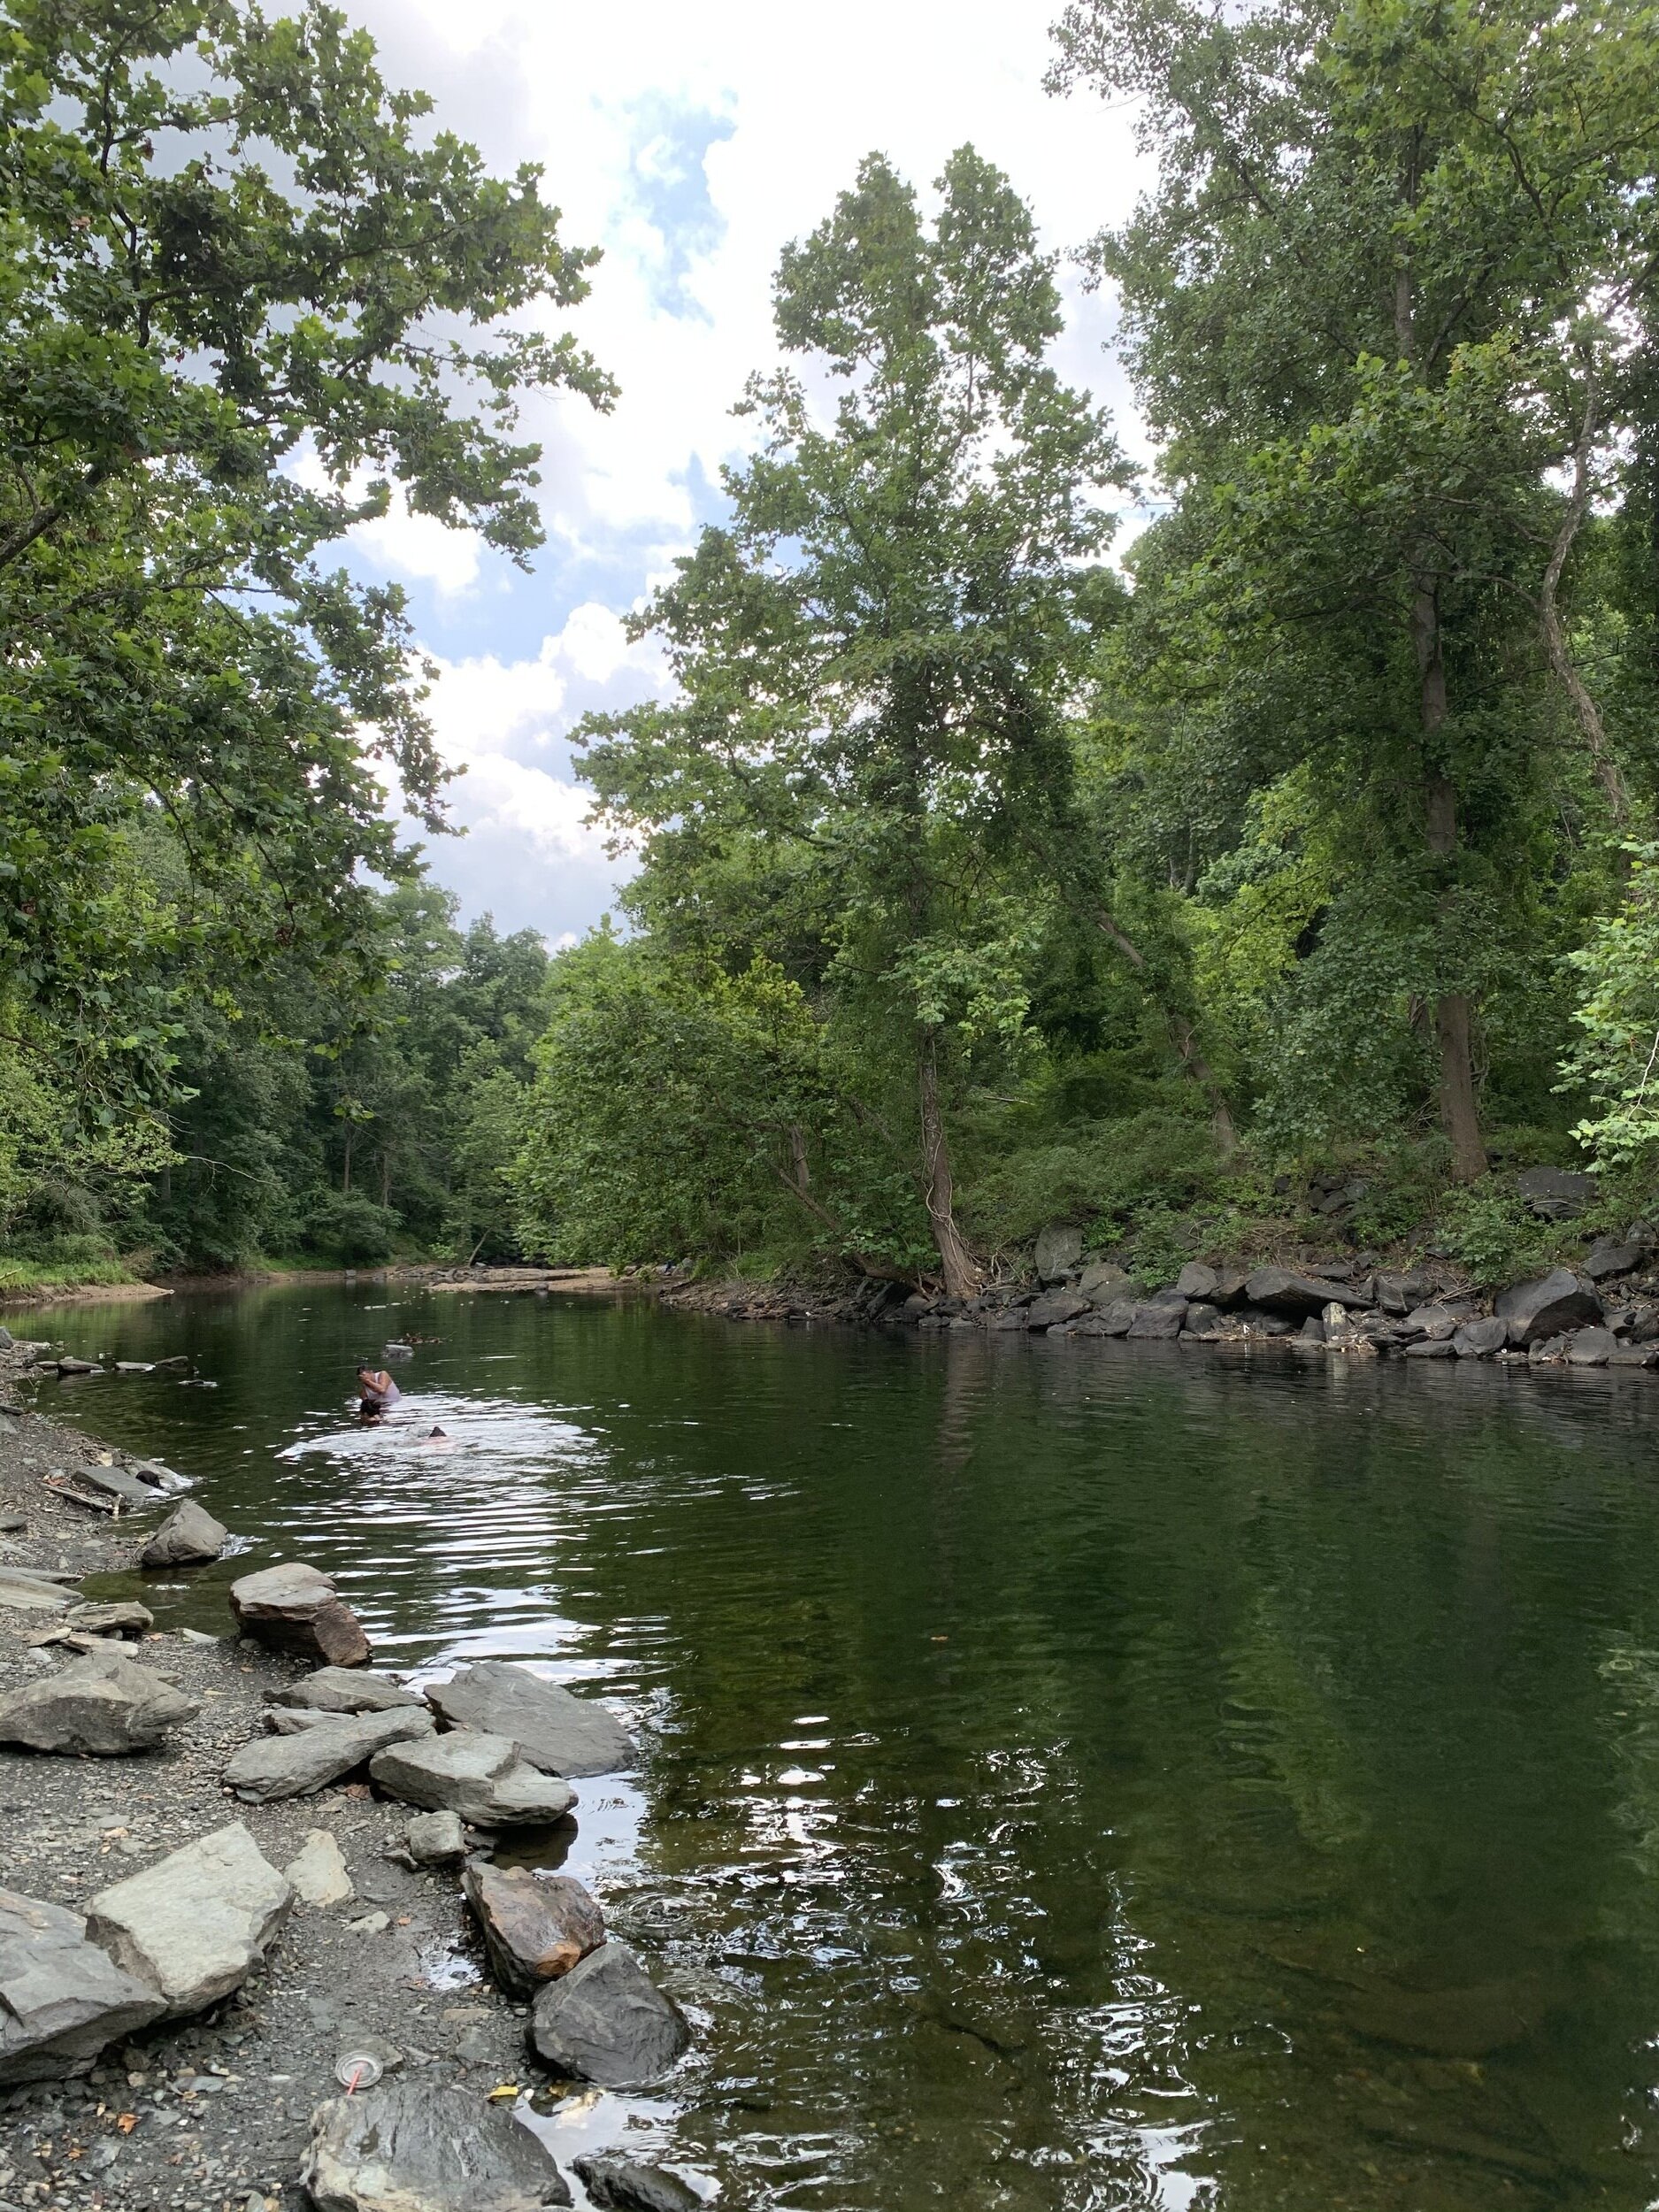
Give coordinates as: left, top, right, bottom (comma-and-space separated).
19, 1281, 1659, 2208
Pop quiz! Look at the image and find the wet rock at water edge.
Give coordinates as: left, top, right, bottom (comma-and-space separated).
1399, 1303, 1460, 1341
406, 1809, 466, 1865
1568, 1325, 1618, 1366
1126, 1301, 1185, 1340
1033, 1223, 1084, 1283
228, 1560, 371, 1668
1404, 1338, 1457, 1359
528, 1942, 690, 2088
0, 1888, 165, 2083
463, 1864, 604, 1998
572, 2153, 703, 2212
139, 1499, 227, 1569
1024, 1290, 1088, 1331
1516, 1165, 1596, 1220
1453, 1316, 1509, 1358
72, 1461, 160, 1509
1181, 1302, 1225, 1338
301, 2083, 572, 2212
224, 1704, 434, 1802
1494, 1269, 1602, 1347
370, 1729, 578, 1827
425, 1661, 635, 1778
85, 1821, 291, 2017
283, 1829, 354, 1907
1073, 1297, 1137, 1337
270, 1665, 426, 1717
0, 1647, 197, 1755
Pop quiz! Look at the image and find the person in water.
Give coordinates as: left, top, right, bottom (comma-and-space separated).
357, 1363, 402, 1416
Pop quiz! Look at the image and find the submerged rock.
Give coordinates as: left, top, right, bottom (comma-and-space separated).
224, 1704, 434, 1801
463, 1865, 604, 1997
139, 1500, 227, 1569
228, 1561, 371, 1668
425, 1662, 635, 1778
301, 2083, 571, 2212
528, 1944, 689, 2087
369, 1730, 577, 1827
0, 1648, 197, 1755
0, 1888, 165, 2083
85, 1822, 291, 2017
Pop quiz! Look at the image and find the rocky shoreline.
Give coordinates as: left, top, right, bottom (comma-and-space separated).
0, 1342, 697, 2212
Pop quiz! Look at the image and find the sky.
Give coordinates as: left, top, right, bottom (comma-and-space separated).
334, 0, 1149, 947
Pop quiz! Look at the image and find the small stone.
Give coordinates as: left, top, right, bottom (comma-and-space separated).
282, 1832, 353, 1909
405, 1811, 466, 1867
349, 1911, 390, 1936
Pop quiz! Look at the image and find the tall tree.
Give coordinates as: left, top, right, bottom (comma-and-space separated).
1051, 0, 1659, 1177
578, 148, 1126, 1294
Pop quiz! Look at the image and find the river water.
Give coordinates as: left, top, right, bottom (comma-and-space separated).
18, 1279, 1659, 2210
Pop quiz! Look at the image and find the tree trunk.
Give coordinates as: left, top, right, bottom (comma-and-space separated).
918, 1033, 980, 1300
342, 1125, 353, 1196
1415, 589, 1487, 1182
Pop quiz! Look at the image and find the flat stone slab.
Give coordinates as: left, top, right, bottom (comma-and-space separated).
225, 1706, 434, 1802
0, 1649, 198, 1755
229, 1562, 370, 1668
283, 1831, 353, 1908
301, 2083, 571, 2211
0, 1889, 165, 2083
425, 1663, 635, 1778
528, 1944, 689, 2087
369, 1731, 576, 1828
462, 1865, 604, 1997
85, 1822, 291, 2017
0, 1568, 77, 1614
572, 2154, 702, 2212
140, 1501, 227, 1568
73, 1463, 160, 1509
270, 1667, 423, 1716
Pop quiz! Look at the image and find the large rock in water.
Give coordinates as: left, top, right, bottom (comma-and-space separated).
425, 1663, 635, 1778
528, 1944, 689, 2087
271, 1667, 424, 1716
1494, 1268, 1602, 1347
0, 1649, 197, 1755
369, 1731, 576, 1827
223, 1705, 434, 1802
139, 1500, 227, 1569
462, 1865, 604, 1997
84, 1822, 291, 2017
301, 2084, 571, 2212
572, 2154, 703, 2212
228, 1562, 370, 1667
0, 1889, 165, 2083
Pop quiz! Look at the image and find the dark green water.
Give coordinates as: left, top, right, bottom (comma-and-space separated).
17, 1282, 1659, 2210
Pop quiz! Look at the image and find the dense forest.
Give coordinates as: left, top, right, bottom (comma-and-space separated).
4, 0, 1659, 1296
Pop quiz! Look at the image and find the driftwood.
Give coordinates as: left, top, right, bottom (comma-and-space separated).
42, 1476, 120, 1516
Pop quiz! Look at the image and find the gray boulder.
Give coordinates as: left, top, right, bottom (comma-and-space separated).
463, 1865, 605, 1997
1404, 1338, 1457, 1359
1182, 1302, 1224, 1338
1210, 1266, 1251, 1308
406, 1810, 466, 1866
1517, 1165, 1596, 1219
572, 2154, 702, 2212
1025, 1290, 1088, 1331
301, 2083, 571, 2212
72, 1462, 158, 1509
1238, 1307, 1296, 1337
271, 1667, 424, 1716
1245, 1267, 1369, 1317
369, 1730, 577, 1827
0, 1889, 165, 2083
228, 1561, 370, 1668
1453, 1317, 1509, 1358
85, 1822, 291, 2016
1175, 1263, 1219, 1300
1400, 1304, 1459, 1342
0, 1568, 77, 1615
1126, 1302, 1185, 1340
1033, 1224, 1083, 1283
527, 1943, 689, 2087
224, 1705, 434, 1802
139, 1501, 227, 1569
425, 1662, 634, 1778
0, 1649, 197, 1755
1373, 1271, 1431, 1315
1079, 1261, 1133, 1305
1084, 1298, 1138, 1336
1586, 1236, 1645, 1281
1494, 1269, 1603, 1347
1610, 1343, 1658, 1367
62, 1600, 152, 1639
1568, 1325, 1618, 1366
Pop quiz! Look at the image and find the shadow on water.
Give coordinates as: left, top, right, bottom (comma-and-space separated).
16, 1281, 1659, 2207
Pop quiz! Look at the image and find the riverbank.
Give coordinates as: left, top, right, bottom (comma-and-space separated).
0, 1341, 680, 2212
0, 1263, 632, 1314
